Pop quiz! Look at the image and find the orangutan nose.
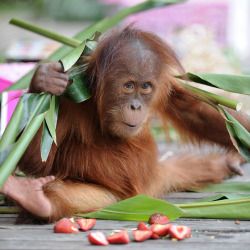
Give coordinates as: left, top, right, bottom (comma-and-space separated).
130, 99, 141, 110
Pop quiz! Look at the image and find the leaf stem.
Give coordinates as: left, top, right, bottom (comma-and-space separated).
180, 82, 242, 111
176, 198, 250, 208
9, 18, 81, 48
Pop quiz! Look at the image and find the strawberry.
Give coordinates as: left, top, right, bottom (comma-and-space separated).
133, 230, 153, 242
137, 222, 150, 231
151, 224, 170, 236
151, 232, 160, 239
148, 213, 169, 225
88, 232, 109, 246
107, 230, 130, 244
77, 218, 96, 231
54, 218, 79, 233
168, 225, 191, 240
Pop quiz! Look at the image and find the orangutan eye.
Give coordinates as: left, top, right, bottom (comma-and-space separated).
142, 82, 152, 89
124, 82, 134, 89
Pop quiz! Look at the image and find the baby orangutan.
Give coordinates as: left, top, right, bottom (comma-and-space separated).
1, 27, 249, 222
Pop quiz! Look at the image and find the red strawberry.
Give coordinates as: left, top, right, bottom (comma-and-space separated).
137, 222, 150, 231
151, 233, 160, 239
107, 230, 130, 244
133, 230, 153, 242
148, 213, 170, 225
168, 225, 191, 240
88, 232, 109, 246
54, 218, 79, 233
77, 218, 96, 231
151, 224, 170, 236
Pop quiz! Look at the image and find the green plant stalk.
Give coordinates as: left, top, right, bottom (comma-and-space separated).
0, 113, 46, 190
175, 198, 250, 208
0, 207, 18, 214
5, 0, 183, 92
0, 99, 23, 151
9, 18, 81, 48
180, 82, 242, 111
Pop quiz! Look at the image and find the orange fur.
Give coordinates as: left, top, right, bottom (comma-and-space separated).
18, 27, 249, 222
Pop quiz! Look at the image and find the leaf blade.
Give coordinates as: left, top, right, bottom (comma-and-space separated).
79, 195, 185, 221
186, 73, 250, 94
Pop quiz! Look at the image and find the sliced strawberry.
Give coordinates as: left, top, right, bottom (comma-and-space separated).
133, 230, 153, 242
107, 230, 130, 244
151, 232, 160, 239
148, 213, 170, 225
77, 218, 96, 231
137, 222, 150, 231
54, 218, 79, 233
168, 225, 191, 240
151, 224, 170, 236
88, 232, 109, 246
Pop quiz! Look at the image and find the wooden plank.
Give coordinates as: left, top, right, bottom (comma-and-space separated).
0, 231, 250, 250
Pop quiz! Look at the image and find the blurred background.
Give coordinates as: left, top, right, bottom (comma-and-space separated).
0, 0, 250, 72
0, 0, 249, 141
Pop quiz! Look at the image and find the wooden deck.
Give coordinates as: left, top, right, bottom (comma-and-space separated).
1, 162, 250, 250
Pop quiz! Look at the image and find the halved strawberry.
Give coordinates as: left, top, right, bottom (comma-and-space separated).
151, 224, 170, 236
148, 213, 170, 225
88, 232, 109, 246
137, 222, 150, 231
107, 230, 130, 244
151, 233, 160, 239
54, 218, 79, 233
133, 230, 153, 242
77, 218, 96, 231
168, 225, 191, 240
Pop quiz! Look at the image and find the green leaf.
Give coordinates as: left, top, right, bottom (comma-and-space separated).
178, 82, 250, 162
61, 39, 97, 102
45, 95, 57, 144
19, 93, 50, 133
225, 120, 250, 162
192, 182, 250, 193
186, 73, 250, 94
41, 95, 60, 161
61, 39, 97, 72
41, 121, 53, 162
224, 111, 250, 148
176, 194, 250, 219
61, 41, 87, 72
217, 107, 250, 162
63, 73, 91, 103
78, 195, 185, 221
